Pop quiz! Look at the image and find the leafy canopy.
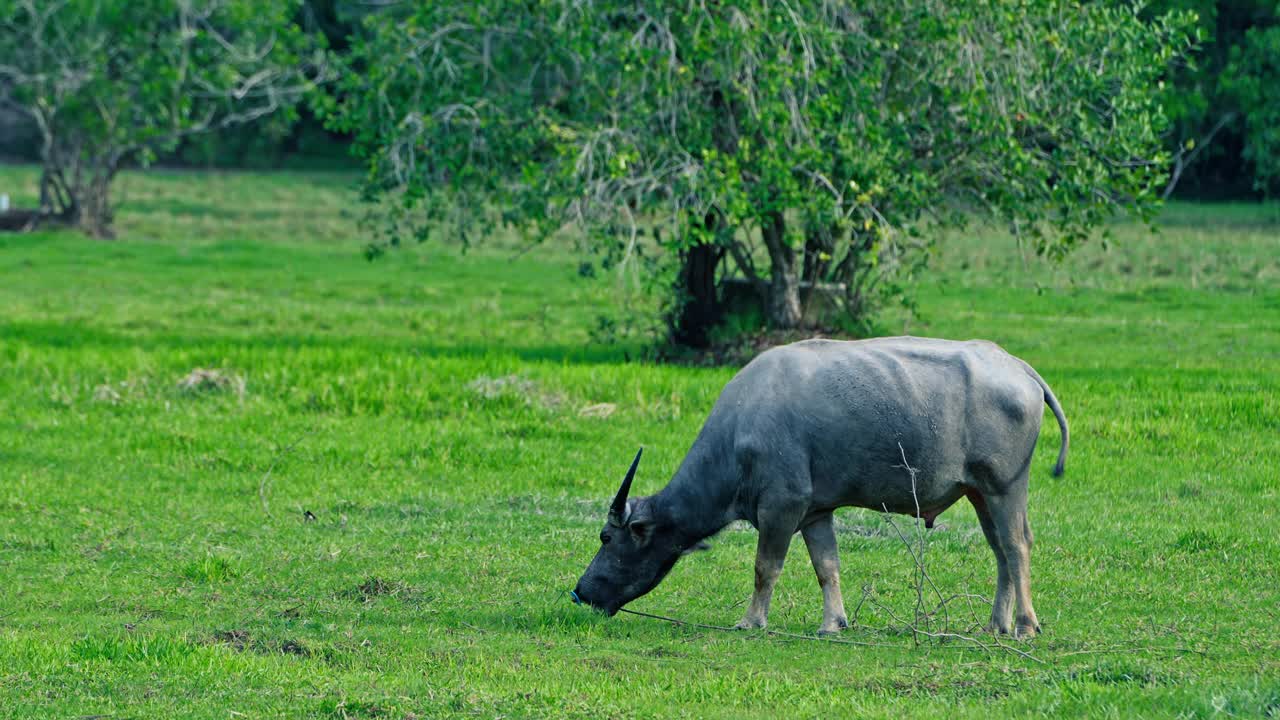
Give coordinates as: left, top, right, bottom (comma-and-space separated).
331, 1, 1194, 332
0, 0, 327, 235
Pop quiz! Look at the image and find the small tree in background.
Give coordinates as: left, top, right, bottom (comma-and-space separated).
0, 0, 329, 237
1148, 1, 1278, 198
331, 1, 1193, 346
1222, 22, 1280, 195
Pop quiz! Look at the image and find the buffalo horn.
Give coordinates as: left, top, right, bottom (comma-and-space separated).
608, 448, 643, 526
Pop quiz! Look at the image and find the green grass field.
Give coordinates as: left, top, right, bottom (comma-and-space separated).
1, 167, 1278, 718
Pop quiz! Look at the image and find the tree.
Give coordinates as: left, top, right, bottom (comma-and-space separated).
1222, 20, 1280, 195
1148, 1, 1280, 198
0, 0, 329, 237
330, 1, 1193, 345
164, 0, 380, 170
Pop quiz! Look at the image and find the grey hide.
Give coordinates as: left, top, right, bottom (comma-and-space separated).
572, 336, 1069, 639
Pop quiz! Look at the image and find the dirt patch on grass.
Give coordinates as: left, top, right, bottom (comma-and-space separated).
89, 377, 153, 406
319, 697, 391, 718
280, 639, 310, 656
351, 577, 410, 603
209, 629, 315, 658
92, 383, 124, 405
466, 374, 565, 409
468, 375, 619, 419
177, 367, 246, 399
213, 629, 252, 652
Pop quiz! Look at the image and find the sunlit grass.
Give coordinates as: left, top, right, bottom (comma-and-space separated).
0, 165, 1277, 717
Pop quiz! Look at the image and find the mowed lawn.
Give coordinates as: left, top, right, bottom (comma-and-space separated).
1, 168, 1278, 718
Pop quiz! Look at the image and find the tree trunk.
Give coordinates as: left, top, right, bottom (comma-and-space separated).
802, 223, 836, 286
671, 235, 724, 348
77, 166, 116, 239
761, 210, 803, 328
666, 82, 739, 348
38, 129, 118, 238
41, 159, 116, 239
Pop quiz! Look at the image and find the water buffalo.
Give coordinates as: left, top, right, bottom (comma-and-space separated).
571, 336, 1068, 638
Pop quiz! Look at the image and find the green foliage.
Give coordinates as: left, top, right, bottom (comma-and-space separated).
1223, 22, 1280, 194
0, 0, 327, 235
0, 167, 1278, 716
1148, 0, 1279, 197
329, 1, 1194, 338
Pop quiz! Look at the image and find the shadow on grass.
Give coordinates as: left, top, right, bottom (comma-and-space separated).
1, 319, 635, 365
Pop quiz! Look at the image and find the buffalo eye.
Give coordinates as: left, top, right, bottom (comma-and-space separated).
600, 532, 611, 545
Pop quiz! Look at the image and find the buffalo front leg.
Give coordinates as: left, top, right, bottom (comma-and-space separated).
735, 498, 805, 630
982, 484, 1041, 639
801, 513, 849, 635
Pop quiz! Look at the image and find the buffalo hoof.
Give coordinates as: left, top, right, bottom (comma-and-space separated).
986, 620, 1041, 640
817, 616, 849, 636
985, 621, 1012, 636
1014, 622, 1042, 640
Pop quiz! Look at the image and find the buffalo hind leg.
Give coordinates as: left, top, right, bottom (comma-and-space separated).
801, 513, 849, 635
968, 489, 1014, 634
736, 494, 806, 630
979, 482, 1041, 639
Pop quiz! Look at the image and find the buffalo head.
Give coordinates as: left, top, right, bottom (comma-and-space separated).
571, 448, 707, 615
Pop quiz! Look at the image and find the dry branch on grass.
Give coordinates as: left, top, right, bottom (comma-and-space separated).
257, 432, 312, 518
874, 442, 1045, 663
578, 402, 617, 419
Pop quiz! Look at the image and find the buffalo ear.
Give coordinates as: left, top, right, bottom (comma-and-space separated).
681, 540, 711, 556
628, 518, 654, 546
